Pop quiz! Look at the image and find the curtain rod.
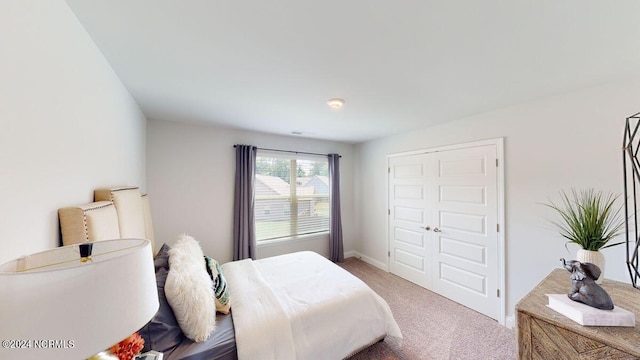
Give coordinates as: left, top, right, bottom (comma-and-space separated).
234, 145, 341, 158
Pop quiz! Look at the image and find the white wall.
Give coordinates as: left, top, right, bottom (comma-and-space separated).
0, 0, 146, 264
355, 75, 640, 320
146, 119, 355, 263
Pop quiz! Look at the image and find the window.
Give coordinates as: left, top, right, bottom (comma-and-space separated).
254, 151, 329, 242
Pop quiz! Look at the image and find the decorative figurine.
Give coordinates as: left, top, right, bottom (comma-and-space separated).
560, 258, 614, 310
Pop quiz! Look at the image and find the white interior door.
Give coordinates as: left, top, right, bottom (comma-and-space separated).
388, 154, 430, 288
388, 143, 501, 321
429, 145, 499, 320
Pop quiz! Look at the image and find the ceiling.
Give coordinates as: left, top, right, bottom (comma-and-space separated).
65, 1, 640, 144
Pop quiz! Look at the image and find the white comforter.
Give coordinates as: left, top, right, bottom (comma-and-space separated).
222, 251, 402, 360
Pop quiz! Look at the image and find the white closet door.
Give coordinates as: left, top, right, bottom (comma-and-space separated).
388, 153, 430, 288
430, 145, 499, 320
388, 144, 500, 320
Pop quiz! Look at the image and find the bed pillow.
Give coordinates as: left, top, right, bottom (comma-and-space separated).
165, 235, 216, 342
154, 243, 171, 271
139, 267, 184, 354
205, 256, 231, 314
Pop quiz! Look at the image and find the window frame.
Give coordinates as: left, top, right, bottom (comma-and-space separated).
254, 150, 330, 244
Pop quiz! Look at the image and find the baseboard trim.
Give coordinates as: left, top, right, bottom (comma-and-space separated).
345, 251, 388, 271
344, 250, 359, 259
505, 315, 515, 329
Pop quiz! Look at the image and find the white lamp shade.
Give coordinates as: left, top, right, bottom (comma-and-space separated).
0, 239, 159, 360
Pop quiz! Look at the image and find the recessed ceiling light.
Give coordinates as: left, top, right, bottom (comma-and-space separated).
327, 98, 345, 109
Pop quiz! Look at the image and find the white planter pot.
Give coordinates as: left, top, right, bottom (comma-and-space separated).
576, 249, 605, 284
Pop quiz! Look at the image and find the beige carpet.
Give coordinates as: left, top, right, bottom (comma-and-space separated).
339, 257, 516, 360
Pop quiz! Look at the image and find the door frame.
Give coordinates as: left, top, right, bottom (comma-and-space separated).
386, 137, 506, 325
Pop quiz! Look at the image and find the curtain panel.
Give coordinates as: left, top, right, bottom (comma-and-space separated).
233, 145, 257, 260
328, 154, 344, 262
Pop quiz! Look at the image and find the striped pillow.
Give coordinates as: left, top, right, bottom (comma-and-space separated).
205, 256, 231, 314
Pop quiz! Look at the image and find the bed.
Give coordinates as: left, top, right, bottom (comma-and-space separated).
58, 186, 401, 359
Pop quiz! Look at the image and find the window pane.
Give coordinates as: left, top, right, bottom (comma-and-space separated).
256, 158, 291, 190
255, 154, 330, 241
255, 197, 292, 240
297, 196, 329, 235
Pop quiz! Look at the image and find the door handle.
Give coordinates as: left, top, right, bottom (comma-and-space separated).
424, 226, 431, 231
433, 227, 442, 232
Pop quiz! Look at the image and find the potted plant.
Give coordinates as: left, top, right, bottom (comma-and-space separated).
544, 188, 625, 284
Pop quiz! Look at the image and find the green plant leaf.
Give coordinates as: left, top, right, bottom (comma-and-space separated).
542, 188, 625, 251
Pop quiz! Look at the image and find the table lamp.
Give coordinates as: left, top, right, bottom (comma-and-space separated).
0, 239, 159, 359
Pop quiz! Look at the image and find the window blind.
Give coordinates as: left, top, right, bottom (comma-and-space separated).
254, 152, 330, 242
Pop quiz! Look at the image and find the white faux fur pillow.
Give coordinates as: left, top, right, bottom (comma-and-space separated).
165, 234, 216, 342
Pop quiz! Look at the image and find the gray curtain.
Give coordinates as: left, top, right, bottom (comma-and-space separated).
328, 154, 344, 262
233, 145, 257, 260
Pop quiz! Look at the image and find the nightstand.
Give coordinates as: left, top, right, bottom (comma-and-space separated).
516, 269, 640, 359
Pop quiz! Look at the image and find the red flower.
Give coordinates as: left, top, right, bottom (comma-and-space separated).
110, 332, 144, 360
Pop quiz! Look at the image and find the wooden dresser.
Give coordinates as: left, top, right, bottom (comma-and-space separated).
516, 269, 640, 359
